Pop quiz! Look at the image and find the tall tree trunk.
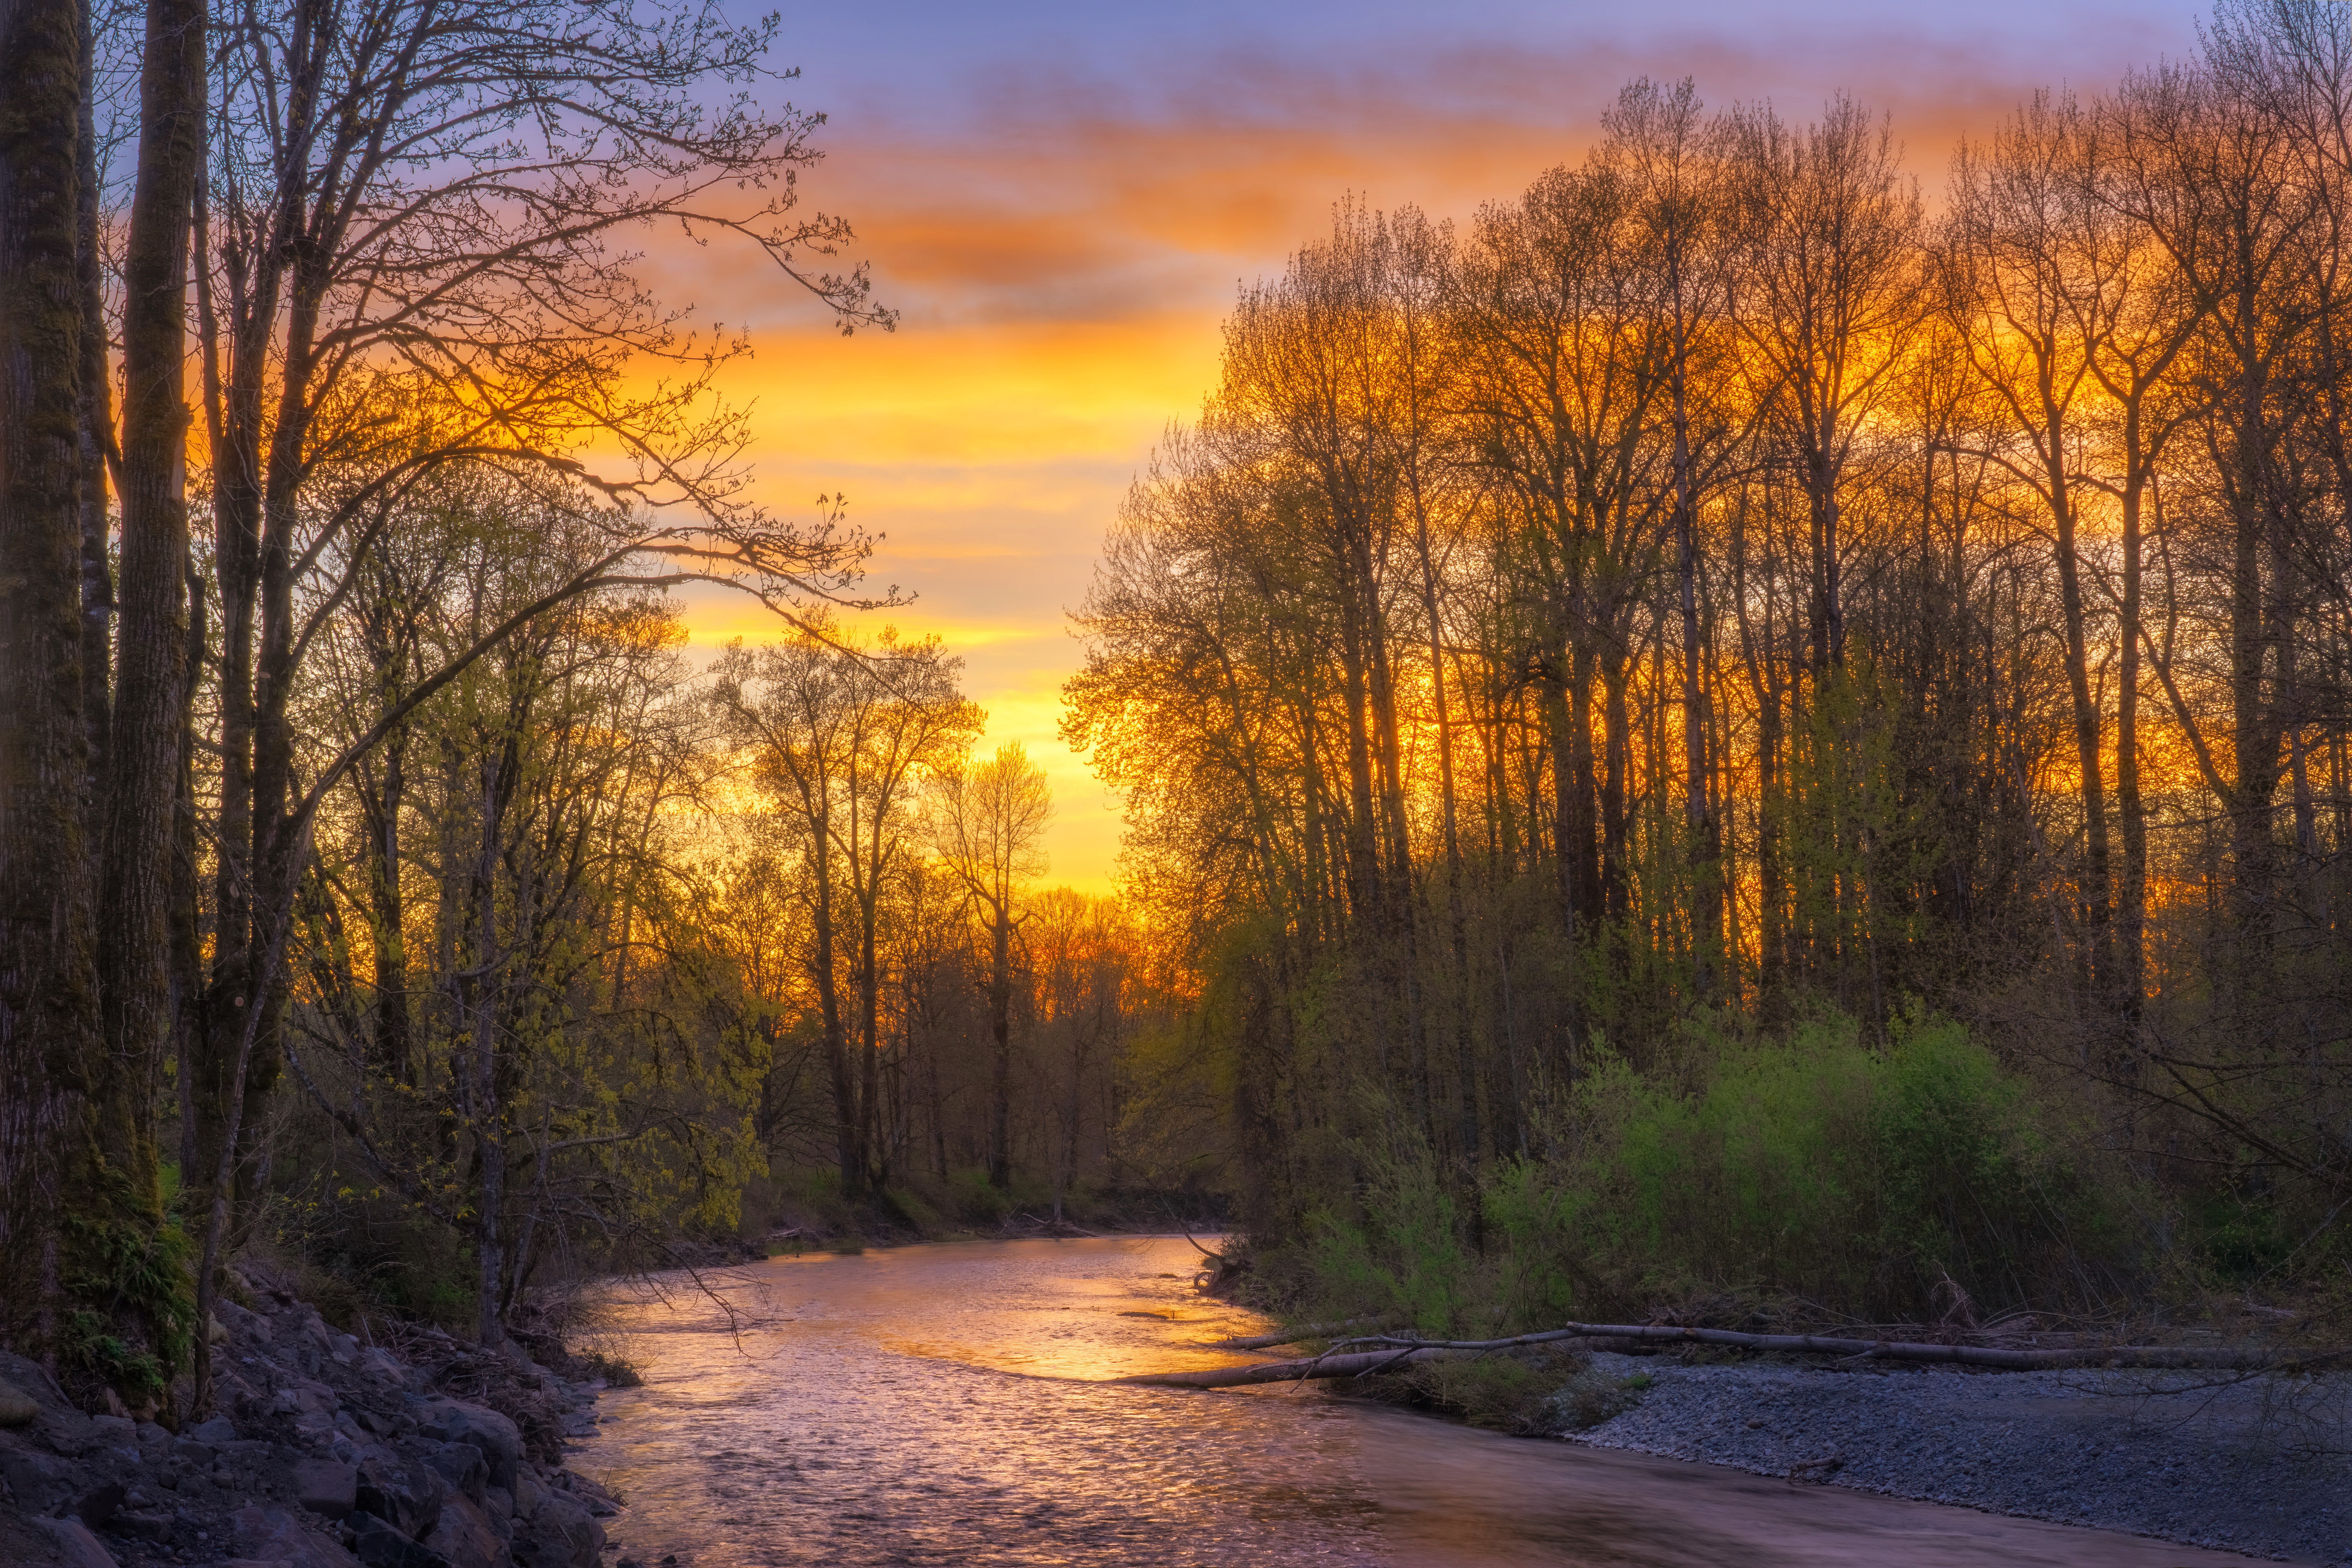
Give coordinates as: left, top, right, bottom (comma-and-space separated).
72, 0, 108, 817
0, 0, 101, 1362
100, 0, 205, 1227
2046, 445, 2116, 1008
2115, 435, 2150, 1029
987, 900, 1013, 1190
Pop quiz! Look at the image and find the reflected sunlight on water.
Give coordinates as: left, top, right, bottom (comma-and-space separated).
570, 1238, 2287, 1568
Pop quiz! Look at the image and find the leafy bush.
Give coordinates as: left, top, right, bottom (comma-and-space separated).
1287, 1011, 2135, 1332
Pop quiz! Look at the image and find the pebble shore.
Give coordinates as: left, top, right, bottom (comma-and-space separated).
1558, 1351, 2352, 1566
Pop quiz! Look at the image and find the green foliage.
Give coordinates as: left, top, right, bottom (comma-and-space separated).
1304, 1143, 1474, 1334
944, 1167, 1013, 1227
58, 1164, 195, 1401
1282, 1012, 2136, 1333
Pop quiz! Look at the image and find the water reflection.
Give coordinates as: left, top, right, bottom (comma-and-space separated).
573, 1238, 2285, 1568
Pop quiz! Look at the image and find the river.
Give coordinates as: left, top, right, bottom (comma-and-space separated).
570, 1236, 2280, 1567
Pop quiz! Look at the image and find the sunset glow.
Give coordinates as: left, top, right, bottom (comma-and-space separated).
666, 0, 2205, 893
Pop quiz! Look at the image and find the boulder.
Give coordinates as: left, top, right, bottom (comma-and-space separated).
552, 1472, 619, 1518
345, 1510, 452, 1568
422, 1495, 510, 1568
0, 1377, 42, 1425
235, 1505, 366, 1568
418, 1402, 521, 1491
296, 1457, 360, 1519
31, 1517, 120, 1568
355, 1457, 448, 1539
420, 1439, 488, 1504
508, 1490, 601, 1568
216, 1298, 271, 1342
2, 1446, 72, 1512
189, 1415, 239, 1444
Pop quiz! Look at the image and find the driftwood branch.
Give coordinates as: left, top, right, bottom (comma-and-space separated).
1204, 1319, 1386, 1350
1120, 1321, 2341, 1388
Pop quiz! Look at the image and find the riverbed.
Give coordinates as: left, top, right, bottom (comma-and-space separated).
570, 1237, 2299, 1567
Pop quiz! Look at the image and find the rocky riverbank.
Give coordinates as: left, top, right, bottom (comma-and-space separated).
1557, 1350, 2352, 1565
0, 1277, 621, 1568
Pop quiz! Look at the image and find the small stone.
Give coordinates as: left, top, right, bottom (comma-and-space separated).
0, 1377, 41, 1425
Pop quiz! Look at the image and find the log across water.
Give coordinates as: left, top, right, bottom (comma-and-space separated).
1124, 1321, 2325, 1388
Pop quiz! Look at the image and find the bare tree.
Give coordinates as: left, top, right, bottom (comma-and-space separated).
929, 743, 1052, 1189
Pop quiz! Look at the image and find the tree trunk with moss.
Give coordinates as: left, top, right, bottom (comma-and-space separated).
0, 0, 102, 1367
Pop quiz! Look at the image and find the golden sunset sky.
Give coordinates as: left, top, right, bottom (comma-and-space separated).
670, 0, 2204, 895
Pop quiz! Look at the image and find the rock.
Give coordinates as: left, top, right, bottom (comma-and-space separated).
551, 1472, 619, 1519
510, 1470, 546, 1522
359, 1349, 408, 1385
345, 1510, 453, 1568
0, 1377, 43, 1424
32, 1516, 121, 1568
172, 1436, 217, 1466
189, 1415, 239, 1444
218, 1299, 272, 1343
420, 1440, 488, 1504
2, 1447, 71, 1512
509, 1491, 600, 1568
296, 1457, 360, 1519
356, 1456, 448, 1539
111, 1509, 175, 1542
235, 1506, 366, 1568
418, 1403, 521, 1491
423, 1495, 510, 1568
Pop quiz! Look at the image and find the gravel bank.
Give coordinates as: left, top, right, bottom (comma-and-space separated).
1557, 1352, 2350, 1565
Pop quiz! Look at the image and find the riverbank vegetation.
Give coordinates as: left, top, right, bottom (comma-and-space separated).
1067, 0, 2352, 1346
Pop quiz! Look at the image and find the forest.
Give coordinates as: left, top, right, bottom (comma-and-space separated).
1067, 4, 2352, 1333
0, 0, 2347, 1426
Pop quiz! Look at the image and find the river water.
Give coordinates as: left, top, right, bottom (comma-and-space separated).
571, 1237, 2278, 1568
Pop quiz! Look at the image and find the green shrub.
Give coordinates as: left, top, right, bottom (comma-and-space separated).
1287, 1011, 2132, 1333
945, 1168, 1013, 1227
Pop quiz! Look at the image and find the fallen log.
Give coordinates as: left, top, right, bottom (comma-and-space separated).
1118, 1321, 2330, 1388
1204, 1318, 1384, 1351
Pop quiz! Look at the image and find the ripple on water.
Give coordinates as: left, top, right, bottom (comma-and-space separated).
575, 1239, 1383, 1567
572, 1239, 2297, 1568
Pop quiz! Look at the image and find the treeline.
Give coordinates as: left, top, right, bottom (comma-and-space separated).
1067, 0, 2352, 1323
0, 0, 1156, 1420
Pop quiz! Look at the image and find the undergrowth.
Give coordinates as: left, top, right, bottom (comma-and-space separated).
1274, 1011, 2154, 1338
